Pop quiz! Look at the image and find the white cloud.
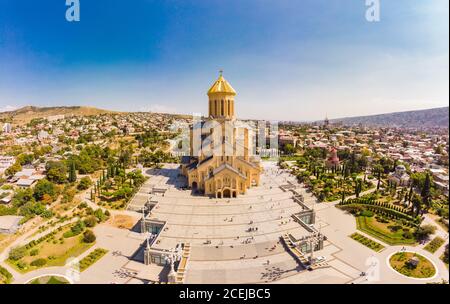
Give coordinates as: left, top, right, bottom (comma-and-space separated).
0, 105, 18, 113
139, 104, 178, 114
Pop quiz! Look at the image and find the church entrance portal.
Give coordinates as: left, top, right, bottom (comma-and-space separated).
223, 189, 231, 198
192, 182, 198, 192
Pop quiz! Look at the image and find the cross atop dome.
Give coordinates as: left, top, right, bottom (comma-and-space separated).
207, 71, 236, 96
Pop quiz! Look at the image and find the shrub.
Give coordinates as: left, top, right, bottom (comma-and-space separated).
361, 210, 374, 217
83, 230, 96, 243
77, 177, 92, 190
64, 220, 86, 238
16, 261, 27, 270
84, 216, 97, 228
30, 249, 39, 256
78, 202, 88, 209
30, 258, 47, 267
403, 231, 413, 239
94, 209, 106, 222
388, 225, 402, 232
8, 246, 26, 261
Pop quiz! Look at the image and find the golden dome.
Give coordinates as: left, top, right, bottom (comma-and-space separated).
207, 72, 236, 96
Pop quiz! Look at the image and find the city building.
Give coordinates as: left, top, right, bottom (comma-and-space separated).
0, 215, 23, 234
2, 123, 12, 134
0, 156, 15, 176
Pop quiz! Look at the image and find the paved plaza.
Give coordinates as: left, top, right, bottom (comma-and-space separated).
5, 161, 448, 284
138, 161, 449, 284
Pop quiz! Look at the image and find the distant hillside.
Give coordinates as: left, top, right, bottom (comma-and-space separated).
330, 107, 449, 129
0, 106, 117, 125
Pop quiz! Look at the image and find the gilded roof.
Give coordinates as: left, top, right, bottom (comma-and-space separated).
207, 73, 236, 96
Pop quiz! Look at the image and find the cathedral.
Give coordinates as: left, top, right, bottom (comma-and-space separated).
181, 72, 261, 198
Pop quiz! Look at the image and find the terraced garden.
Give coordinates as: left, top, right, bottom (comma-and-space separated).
356, 216, 417, 246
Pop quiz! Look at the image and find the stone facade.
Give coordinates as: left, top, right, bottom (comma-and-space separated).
181, 73, 261, 198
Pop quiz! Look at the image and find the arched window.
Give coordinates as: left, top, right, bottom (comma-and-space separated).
221, 100, 224, 116
214, 100, 218, 115
228, 100, 231, 116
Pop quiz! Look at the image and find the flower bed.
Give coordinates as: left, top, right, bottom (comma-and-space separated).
424, 237, 445, 254
350, 232, 384, 252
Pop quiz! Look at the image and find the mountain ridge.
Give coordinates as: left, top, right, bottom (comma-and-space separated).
328, 106, 449, 128
1, 105, 448, 128
0, 106, 117, 125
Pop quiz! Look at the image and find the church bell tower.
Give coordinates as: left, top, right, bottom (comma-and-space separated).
207, 71, 237, 120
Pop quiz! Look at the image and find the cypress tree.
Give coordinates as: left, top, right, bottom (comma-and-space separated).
68, 161, 77, 183
421, 173, 431, 208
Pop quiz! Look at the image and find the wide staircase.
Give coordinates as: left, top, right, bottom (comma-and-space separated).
281, 234, 331, 270
176, 243, 191, 284
281, 234, 309, 266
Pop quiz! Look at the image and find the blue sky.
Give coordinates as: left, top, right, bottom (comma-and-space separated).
0, 0, 448, 121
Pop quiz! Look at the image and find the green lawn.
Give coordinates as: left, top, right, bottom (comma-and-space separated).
7, 225, 94, 274
424, 237, 445, 254
350, 232, 385, 252
29, 275, 69, 284
356, 216, 417, 246
390, 252, 436, 278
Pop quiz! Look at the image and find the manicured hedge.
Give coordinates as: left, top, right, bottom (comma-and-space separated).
338, 199, 420, 226
0, 265, 13, 284
79, 248, 108, 272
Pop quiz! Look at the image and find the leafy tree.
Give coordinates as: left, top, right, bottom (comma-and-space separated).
45, 161, 67, 184
414, 224, 436, 240
77, 177, 92, 191
33, 179, 56, 202
373, 164, 383, 190
16, 153, 34, 166
67, 220, 86, 237
61, 186, 76, 204
12, 188, 35, 208
5, 162, 22, 177
283, 144, 295, 155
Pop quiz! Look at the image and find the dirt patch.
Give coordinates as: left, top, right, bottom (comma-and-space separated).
105, 214, 137, 230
